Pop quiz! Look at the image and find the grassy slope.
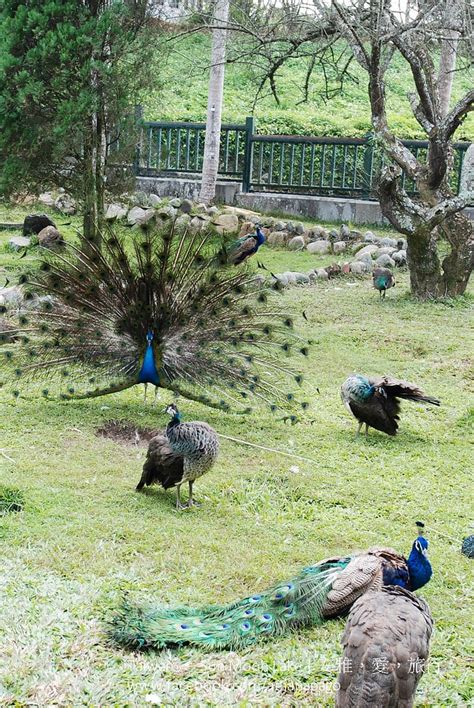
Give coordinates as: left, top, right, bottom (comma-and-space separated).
143, 33, 474, 140
0, 207, 473, 705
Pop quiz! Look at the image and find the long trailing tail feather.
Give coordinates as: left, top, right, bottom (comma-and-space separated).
110, 559, 350, 651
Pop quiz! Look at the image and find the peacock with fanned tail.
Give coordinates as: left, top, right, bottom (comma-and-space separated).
110, 523, 432, 651
0, 221, 309, 413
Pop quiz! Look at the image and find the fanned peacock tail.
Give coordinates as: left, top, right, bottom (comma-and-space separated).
0, 220, 310, 413
110, 558, 350, 651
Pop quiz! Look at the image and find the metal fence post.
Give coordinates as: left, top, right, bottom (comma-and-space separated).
362, 132, 374, 198
242, 116, 255, 193
134, 104, 144, 176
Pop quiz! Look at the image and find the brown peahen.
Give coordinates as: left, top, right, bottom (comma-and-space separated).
110, 525, 432, 651
136, 403, 219, 509
0, 220, 308, 414
336, 586, 433, 707
341, 374, 440, 436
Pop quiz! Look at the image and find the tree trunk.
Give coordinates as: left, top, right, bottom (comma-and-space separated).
199, 0, 230, 204
82, 114, 105, 244
440, 210, 474, 296
406, 225, 443, 300
438, 1, 462, 117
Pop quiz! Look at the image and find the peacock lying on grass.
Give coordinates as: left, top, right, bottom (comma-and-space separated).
0, 221, 308, 414
341, 374, 440, 436
110, 524, 432, 651
373, 267, 395, 299
336, 585, 433, 707
227, 225, 266, 265
136, 402, 219, 509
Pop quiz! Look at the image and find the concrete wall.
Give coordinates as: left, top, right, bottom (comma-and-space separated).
136, 175, 473, 225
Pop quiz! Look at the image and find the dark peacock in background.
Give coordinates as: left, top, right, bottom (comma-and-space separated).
336, 585, 433, 707
341, 374, 440, 436
0, 221, 309, 413
227, 225, 266, 265
110, 524, 432, 651
373, 267, 395, 299
136, 402, 219, 509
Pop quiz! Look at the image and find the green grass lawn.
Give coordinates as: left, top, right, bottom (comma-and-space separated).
0, 210, 473, 705
145, 33, 474, 141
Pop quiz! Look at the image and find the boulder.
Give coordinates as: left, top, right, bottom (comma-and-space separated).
326, 263, 342, 278
239, 221, 255, 238
293, 272, 310, 284
378, 246, 397, 256
397, 238, 408, 251
9, 236, 31, 250
315, 267, 329, 280
0, 285, 24, 307
393, 250, 407, 266
189, 216, 208, 232
350, 230, 363, 241
342, 262, 351, 274
213, 213, 239, 234
285, 221, 295, 234
169, 197, 182, 208
127, 207, 155, 226
148, 193, 162, 207
288, 235, 305, 251
180, 199, 193, 214
354, 244, 379, 259
54, 193, 76, 215
328, 229, 339, 241
37, 225, 64, 249
349, 261, 365, 275
312, 225, 328, 238
23, 214, 56, 236
194, 203, 208, 213
267, 231, 288, 247
131, 191, 149, 206
307, 239, 330, 255
175, 214, 191, 229
294, 222, 305, 235
251, 274, 266, 288
38, 192, 55, 207
282, 271, 298, 285
340, 224, 351, 240
333, 241, 347, 254
379, 237, 398, 248
271, 273, 289, 287
363, 231, 378, 243
105, 203, 128, 221
375, 254, 396, 268
207, 205, 219, 216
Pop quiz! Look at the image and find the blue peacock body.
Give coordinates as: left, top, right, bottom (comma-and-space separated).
111, 530, 432, 651
0, 221, 308, 413
372, 267, 395, 298
228, 225, 266, 265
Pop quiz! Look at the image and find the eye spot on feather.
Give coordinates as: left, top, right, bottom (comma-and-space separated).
241, 622, 251, 631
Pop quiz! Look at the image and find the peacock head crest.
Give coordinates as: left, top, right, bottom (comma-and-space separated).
165, 402, 181, 420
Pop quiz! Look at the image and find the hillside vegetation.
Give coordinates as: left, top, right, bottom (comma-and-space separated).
143, 32, 473, 140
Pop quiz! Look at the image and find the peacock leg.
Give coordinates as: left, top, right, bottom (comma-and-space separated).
175, 484, 188, 511
187, 481, 201, 508
356, 421, 363, 437
365, 423, 369, 437
153, 386, 159, 406
143, 383, 148, 403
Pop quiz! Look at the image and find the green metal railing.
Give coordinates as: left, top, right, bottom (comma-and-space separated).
132, 113, 470, 199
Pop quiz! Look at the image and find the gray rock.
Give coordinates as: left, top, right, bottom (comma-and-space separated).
158, 205, 177, 220
393, 249, 407, 266
315, 268, 329, 280
175, 214, 191, 229
328, 229, 339, 240
194, 203, 208, 213
375, 254, 396, 268
379, 237, 398, 248
271, 273, 289, 287
23, 214, 56, 236
252, 274, 266, 287
9, 236, 31, 251
340, 224, 351, 240
207, 206, 219, 216
213, 213, 239, 234
189, 216, 209, 232
312, 226, 327, 238
180, 199, 193, 214
38, 192, 55, 207
308, 271, 318, 283
333, 241, 347, 254
288, 235, 305, 251
128, 207, 155, 226
282, 271, 298, 285
148, 194, 162, 207
350, 230, 362, 240
105, 203, 128, 221
363, 231, 378, 243
169, 197, 182, 208
132, 191, 149, 206
307, 239, 330, 255
273, 221, 286, 232
285, 221, 295, 233
293, 272, 310, 284
349, 261, 365, 275
294, 222, 305, 235
378, 246, 397, 256
355, 244, 379, 259
267, 231, 288, 247
54, 193, 76, 215
37, 225, 64, 248
0, 286, 24, 307
397, 238, 408, 251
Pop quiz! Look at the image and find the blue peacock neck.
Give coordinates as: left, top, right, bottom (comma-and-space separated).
137, 331, 160, 385
407, 536, 433, 590
255, 227, 265, 247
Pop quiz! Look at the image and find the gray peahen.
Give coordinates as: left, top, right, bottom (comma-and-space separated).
136, 402, 219, 509
336, 585, 433, 707
0, 221, 308, 414
373, 268, 395, 299
110, 525, 432, 651
341, 374, 440, 436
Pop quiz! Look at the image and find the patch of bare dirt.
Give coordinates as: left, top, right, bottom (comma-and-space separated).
96, 420, 160, 446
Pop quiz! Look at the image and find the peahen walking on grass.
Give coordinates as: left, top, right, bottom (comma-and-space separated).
341, 374, 440, 436
0, 221, 308, 413
227, 225, 266, 265
110, 524, 432, 651
336, 585, 433, 707
136, 402, 219, 509
373, 268, 395, 299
